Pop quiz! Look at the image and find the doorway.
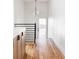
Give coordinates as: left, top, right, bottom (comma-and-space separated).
38, 18, 46, 39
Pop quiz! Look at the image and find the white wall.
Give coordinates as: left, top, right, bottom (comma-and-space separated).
24, 1, 48, 23
14, 0, 24, 23
48, 0, 65, 54
14, 0, 48, 23
37, 2, 48, 18
24, 2, 35, 23
14, 0, 25, 36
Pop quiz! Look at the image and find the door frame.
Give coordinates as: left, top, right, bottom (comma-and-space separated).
36, 18, 48, 39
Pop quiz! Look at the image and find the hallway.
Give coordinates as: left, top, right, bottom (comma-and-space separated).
13, 0, 65, 59
25, 33, 64, 59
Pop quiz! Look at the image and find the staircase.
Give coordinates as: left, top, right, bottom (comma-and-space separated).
14, 23, 36, 44
25, 24, 36, 44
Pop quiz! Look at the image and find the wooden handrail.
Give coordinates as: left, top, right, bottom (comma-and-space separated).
13, 32, 26, 59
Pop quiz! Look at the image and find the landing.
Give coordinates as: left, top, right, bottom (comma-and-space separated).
25, 38, 64, 59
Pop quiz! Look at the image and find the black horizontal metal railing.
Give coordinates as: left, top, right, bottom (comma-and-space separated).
14, 23, 35, 27
14, 23, 35, 25
14, 23, 36, 44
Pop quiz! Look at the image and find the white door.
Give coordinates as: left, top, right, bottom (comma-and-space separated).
38, 18, 46, 39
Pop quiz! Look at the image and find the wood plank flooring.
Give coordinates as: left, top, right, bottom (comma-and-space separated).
25, 38, 64, 59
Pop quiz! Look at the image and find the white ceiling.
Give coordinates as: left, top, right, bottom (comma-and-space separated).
24, 0, 48, 2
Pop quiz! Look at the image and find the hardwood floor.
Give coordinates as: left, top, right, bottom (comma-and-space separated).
13, 32, 64, 59
13, 35, 65, 59
25, 38, 64, 59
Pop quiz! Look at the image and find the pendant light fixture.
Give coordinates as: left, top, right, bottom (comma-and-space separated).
35, 0, 39, 16
35, 0, 37, 16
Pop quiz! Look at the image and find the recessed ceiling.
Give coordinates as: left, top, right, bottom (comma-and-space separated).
24, 0, 48, 2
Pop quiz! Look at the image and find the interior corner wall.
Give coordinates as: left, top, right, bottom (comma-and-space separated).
14, 0, 24, 23
24, 2, 35, 23
48, 0, 65, 54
